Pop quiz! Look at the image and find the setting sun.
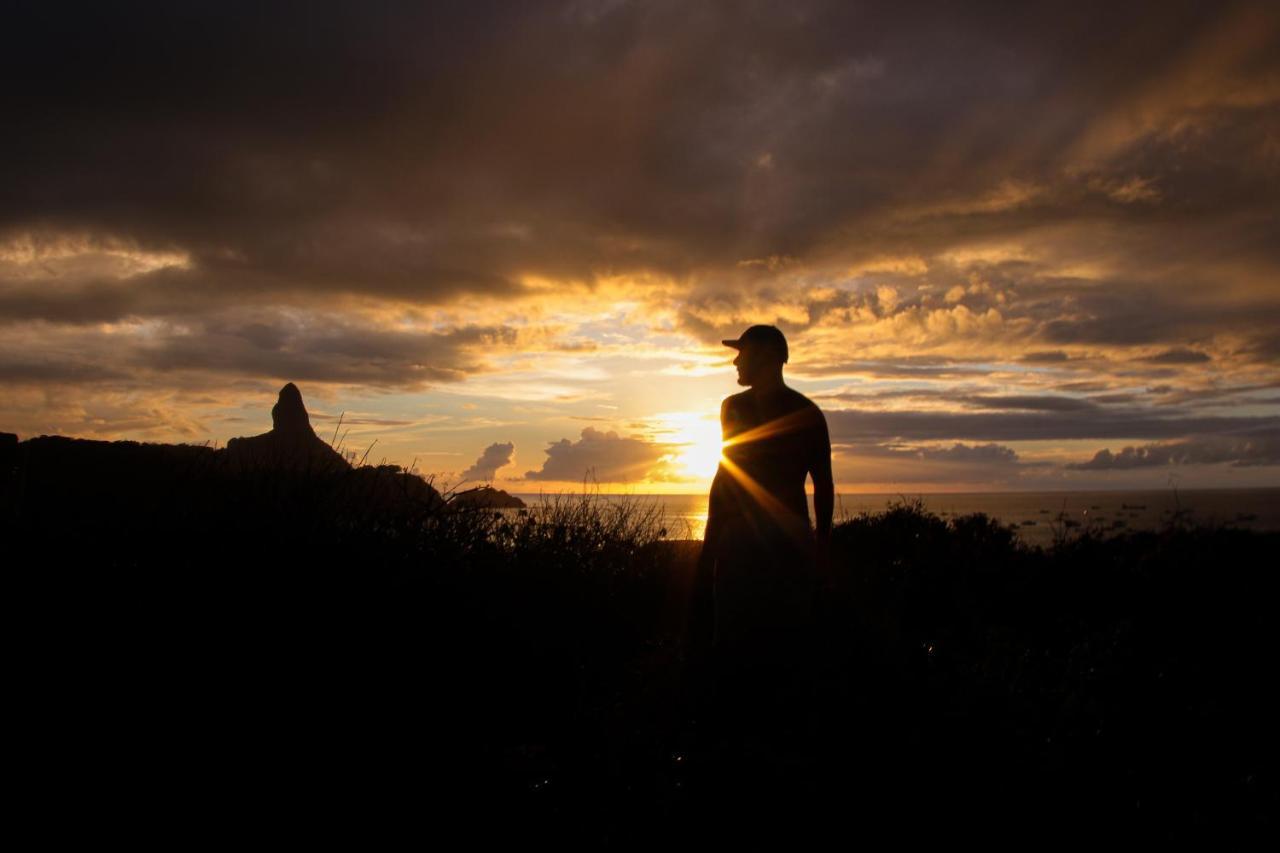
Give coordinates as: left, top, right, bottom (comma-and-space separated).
659, 412, 724, 481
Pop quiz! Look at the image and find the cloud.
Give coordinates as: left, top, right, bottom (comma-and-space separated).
1139, 348, 1212, 365
816, 387, 1107, 414
1020, 350, 1070, 364
524, 427, 678, 483
859, 442, 1021, 464
920, 443, 1020, 464
826, 408, 1280, 444
1068, 431, 1280, 470
1, 0, 1279, 482
0, 309, 514, 390
309, 413, 417, 427
5, 2, 1278, 317
461, 441, 515, 481
0, 383, 226, 440
799, 359, 993, 380
953, 395, 1099, 413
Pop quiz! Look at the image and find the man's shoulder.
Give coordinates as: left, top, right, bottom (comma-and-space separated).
782, 386, 818, 406
720, 390, 753, 417
781, 387, 824, 416
720, 388, 824, 419
778, 389, 828, 441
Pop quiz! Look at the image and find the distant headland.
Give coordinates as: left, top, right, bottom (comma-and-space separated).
0, 382, 524, 511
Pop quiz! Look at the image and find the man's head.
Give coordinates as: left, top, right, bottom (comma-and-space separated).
722, 325, 788, 387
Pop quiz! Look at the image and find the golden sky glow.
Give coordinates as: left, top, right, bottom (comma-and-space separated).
2, 2, 1278, 493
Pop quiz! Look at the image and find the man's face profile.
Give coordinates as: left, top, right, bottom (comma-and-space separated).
733, 344, 782, 387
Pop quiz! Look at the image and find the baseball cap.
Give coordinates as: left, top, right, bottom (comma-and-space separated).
722, 324, 789, 363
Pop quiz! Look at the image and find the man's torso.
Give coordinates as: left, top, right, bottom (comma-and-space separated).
714, 386, 824, 543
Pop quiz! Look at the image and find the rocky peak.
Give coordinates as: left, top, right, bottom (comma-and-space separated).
224, 383, 347, 472
271, 382, 313, 435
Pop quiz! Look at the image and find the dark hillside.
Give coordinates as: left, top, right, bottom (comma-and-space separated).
4, 437, 1277, 844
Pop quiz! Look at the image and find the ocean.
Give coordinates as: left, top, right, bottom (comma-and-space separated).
510, 488, 1280, 547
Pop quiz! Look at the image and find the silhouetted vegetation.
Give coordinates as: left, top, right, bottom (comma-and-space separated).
5, 442, 1277, 844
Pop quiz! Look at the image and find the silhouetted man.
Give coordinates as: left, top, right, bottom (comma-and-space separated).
691, 325, 833, 771
698, 325, 833, 647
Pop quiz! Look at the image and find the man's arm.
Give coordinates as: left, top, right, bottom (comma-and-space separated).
809, 407, 834, 578
690, 400, 731, 652
698, 466, 725, 571
696, 398, 732, 578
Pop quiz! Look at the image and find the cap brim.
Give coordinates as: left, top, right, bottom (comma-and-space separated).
721, 339, 743, 348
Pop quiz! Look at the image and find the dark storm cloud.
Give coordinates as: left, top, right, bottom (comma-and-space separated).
1055, 381, 1112, 393
0, 312, 512, 389
953, 395, 1098, 413
1147, 381, 1280, 407
821, 388, 1101, 413
857, 442, 1022, 465
462, 441, 516, 481
0, 359, 132, 385
1020, 351, 1070, 364
1028, 279, 1280, 352
1141, 349, 1212, 365
0, 280, 142, 326
826, 408, 1280, 444
1067, 430, 1280, 470
5, 1, 1278, 307
0, 265, 295, 326
139, 318, 513, 386
800, 360, 993, 380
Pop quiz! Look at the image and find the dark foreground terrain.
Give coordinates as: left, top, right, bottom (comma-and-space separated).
4, 434, 1278, 845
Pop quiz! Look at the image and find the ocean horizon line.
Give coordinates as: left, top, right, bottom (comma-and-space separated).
505, 485, 1280, 497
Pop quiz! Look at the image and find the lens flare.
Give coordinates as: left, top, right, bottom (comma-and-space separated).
659, 412, 724, 480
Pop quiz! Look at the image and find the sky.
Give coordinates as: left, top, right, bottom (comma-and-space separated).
2, 0, 1279, 494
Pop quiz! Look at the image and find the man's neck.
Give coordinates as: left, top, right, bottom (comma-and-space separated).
749, 373, 786, 395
